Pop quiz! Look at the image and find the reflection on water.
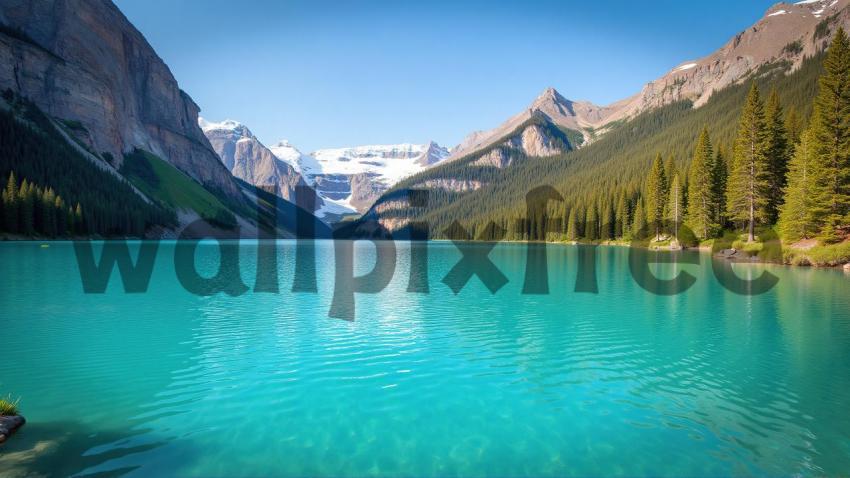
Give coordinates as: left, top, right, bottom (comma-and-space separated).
1, 241, 849, 476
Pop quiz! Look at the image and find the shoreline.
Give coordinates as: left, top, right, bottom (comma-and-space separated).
2, 236, 848, 270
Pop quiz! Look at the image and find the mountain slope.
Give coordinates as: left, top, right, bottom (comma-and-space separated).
200, 118, 307, 202
449, 87, 600, 161
271, 141, 450, 215
608, 0, 850, 122
448, 0, 850, 164
352, 0, 846, 238
0, 0, 325, 239
0, 0, 242, 202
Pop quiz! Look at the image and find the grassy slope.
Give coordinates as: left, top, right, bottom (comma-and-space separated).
121, 149, 237, 229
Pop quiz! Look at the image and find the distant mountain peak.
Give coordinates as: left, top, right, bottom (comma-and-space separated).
533, 87, 567, 106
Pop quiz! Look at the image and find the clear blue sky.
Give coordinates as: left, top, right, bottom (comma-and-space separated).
115, 0, 778, 152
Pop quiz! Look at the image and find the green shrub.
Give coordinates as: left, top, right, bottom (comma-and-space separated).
0, 395, 20, 416
805, 241, 850, 266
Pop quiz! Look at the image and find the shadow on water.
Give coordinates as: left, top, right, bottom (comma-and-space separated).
0, 419, 198, 477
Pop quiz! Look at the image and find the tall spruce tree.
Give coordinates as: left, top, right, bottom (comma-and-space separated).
666, 173, 684, 241
808, 27, 850, 241
3, 172, 17, 233
727, 83, 770, 242
585, 205, 599, 241
712, 148, 728, 229
779, 130, 827, 241
764, 88, 791, 224
632, 199, 646, 239
784, 106, 804, 144
687, 128, 717, 239
604, 201, 616, 240
18, 179, 34, 235
566, 208, 578, 241
645, 153, 667, 239
615, 193, 628, 238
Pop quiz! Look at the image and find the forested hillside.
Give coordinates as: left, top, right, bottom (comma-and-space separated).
361, 51, 826, 243
0, 91, 174, 237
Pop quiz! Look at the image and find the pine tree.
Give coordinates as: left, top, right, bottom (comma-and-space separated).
687, 127, 717, 239
764, 88, 791, 224
784, 106, 804, 144
779, 130, 827, 241
74, 203, 84, 234
727, 83, 770, 242
604, 201, 616, 240
615, 193, 628, 238
585, 205, 599, 240
54, 195, 66, 235
712, 148, 728, 228
18, 179, 34, 235
42, 188, 56, 236
645, 153, 667, 239
632, 199, 646, 239
566, 208, 578, 241
666, 173, 684, 241
807, 27, 850, 241
3, 172, 18, 233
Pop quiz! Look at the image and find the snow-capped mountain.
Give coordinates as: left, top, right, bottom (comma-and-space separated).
199, 118, 306, 203
201, 117, 450, 219
271, 141, 450, 214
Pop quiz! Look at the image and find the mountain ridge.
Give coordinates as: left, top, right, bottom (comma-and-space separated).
448, 0, 850, 163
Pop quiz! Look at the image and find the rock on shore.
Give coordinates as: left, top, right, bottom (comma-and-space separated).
0, 415, 25, 443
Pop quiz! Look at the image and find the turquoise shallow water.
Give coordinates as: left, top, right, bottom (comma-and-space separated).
1, 240, 850, 476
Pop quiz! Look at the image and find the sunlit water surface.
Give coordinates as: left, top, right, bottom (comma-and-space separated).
1, 241, 850, 476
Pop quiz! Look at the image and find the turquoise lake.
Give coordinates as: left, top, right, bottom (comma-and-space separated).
1, 240, 850, 476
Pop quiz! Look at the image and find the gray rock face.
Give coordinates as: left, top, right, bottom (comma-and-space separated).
0, 0, 241, 200
606, 0, 850, 123
451, 0, 850, 161
0, 415, 25, 443
200, 119, 307, 202
348, 173, 385, 212
450, 87, 605, 161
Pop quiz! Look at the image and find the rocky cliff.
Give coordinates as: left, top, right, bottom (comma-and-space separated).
606, 0, 850, 123
200, 118, 306, 202
0, 0, 241, 200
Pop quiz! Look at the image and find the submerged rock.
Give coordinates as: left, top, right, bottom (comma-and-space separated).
0, 415, 25, 443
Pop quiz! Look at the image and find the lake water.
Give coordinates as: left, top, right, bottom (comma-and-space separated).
1, 240, 850, 476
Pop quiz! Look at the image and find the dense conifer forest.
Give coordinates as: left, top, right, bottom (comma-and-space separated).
372, 32, 849, 262
0, 90, 174, 237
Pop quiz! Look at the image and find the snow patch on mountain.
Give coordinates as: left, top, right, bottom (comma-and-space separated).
269, 140, 449, 216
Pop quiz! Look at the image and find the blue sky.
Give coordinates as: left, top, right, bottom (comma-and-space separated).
115, 0, 778, 152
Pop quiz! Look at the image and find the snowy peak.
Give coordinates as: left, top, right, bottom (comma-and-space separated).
198, 118, 249, 135
200, 118, 306, 203
269, 141, 449, 215
418, 141, 451, 166
303, 142, 450, 178
269, 140, 310, 173
790, 0, 843, 18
